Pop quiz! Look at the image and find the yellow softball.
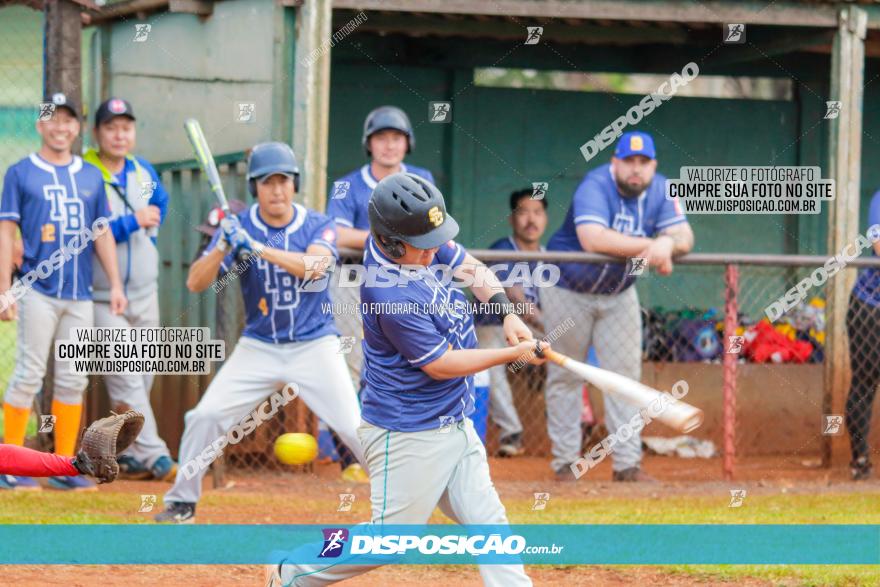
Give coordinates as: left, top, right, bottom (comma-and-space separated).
273, 432, 318, 465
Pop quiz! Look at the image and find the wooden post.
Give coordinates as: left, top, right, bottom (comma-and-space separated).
293, 0, 332, 212
824, 6, 867, 467
44, 0, 83, 152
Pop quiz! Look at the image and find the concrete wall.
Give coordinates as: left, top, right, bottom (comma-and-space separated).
98, 0, 289, 162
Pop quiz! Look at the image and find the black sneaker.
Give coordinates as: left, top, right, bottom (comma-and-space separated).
612, 467, 657, 483
851, 457, 873, 481
154, 501, 196, 524
496, 433, 525, 457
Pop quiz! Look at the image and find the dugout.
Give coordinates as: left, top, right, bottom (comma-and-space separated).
20, 0, 880, 468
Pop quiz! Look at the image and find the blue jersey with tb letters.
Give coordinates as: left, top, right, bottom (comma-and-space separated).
547, 163, 687, 294
326, 163, 435, 231
203, 203, 339, 344
474, 236, 543, 327
360, 237, 478, 432
0, 154, 109, 300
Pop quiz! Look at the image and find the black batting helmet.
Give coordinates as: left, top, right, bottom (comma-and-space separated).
362, 106, 414, 156
247, 142, 301, 196
368, 173, 459, 258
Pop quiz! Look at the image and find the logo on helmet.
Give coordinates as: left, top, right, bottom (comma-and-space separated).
428, 206, 444, 227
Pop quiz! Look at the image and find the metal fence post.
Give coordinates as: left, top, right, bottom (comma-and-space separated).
723, 264, 739, 480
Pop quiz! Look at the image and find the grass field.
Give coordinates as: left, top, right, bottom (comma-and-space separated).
0, 458, 877, 586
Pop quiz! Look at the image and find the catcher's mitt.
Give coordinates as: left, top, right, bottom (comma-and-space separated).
74, 410, 144, 483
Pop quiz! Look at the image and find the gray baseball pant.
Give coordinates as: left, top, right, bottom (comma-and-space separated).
93, 291, 170, 468
164, 335, 364, 505
278, 417, 530, 586
476, 325, 523, 439
541, 285, 643, 473
4, 289, 92, 407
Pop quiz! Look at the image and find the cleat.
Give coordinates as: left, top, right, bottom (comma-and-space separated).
150, 456, 178, 482
0, 475, 41, 491
154, 501, 196, 524
48, 475, 97, 491
117, 455, 152, 480
612, 467, 657, 483
496, 433, 525, 458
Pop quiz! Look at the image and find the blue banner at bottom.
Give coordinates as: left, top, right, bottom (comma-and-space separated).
0, 525, 877, 565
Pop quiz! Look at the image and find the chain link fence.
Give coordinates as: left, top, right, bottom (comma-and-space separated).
203, 243, 880, 480
0, 3, 44, 447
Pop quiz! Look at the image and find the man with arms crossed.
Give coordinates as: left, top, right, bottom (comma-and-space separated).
83, 97, 177, 482
545, 131, 693, 482
268, 173, 547, 586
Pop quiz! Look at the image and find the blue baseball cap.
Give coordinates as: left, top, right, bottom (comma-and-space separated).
614, 131, 656, 160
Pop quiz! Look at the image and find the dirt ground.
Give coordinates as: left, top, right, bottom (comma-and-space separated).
1, 454, 876, 586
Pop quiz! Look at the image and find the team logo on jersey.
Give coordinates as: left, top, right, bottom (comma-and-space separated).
321, 228, 336, 243
427, 206, 444, 227
43, 185, 84, 238
319, 528, 349, 558
611, 211, 635, 235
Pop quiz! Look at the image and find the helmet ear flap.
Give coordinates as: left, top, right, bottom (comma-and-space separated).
376, 233, 406, 259
249, 178, 256, 198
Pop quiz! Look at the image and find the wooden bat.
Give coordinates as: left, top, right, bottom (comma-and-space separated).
545, 349, 704, 433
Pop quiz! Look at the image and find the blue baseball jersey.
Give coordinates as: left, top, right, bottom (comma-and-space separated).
326, 163, 435, 231
360, 236, 478, 432
474, 236, 543, 327
0, 154, 109, 300
204, 203, 339, 344
547, 163, 687, 294
853, 190, 880, 306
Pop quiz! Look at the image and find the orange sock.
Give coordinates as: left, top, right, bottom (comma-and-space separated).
2, 403, 31, 446
51, 399, 83, 457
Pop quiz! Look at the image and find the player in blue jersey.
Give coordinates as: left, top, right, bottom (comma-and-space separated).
0, 92, 127, 491
475, 188, 548, 457
846, 189, 880, 480
269, 173, 546, 586
326, 107, 434, 384
545, 131, 694, 482
325, 106, 434, 482
83, 97, 177, 482
155, 143, 365, 523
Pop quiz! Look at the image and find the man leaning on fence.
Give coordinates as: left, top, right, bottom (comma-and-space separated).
544, 131, 694, 482
475, 187, 547, 457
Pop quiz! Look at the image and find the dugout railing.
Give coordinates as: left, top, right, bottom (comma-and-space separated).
209, 248, 880, 484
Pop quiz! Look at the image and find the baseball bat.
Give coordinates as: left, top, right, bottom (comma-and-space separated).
183, 118, 232, 213
545, 349, 704, 433
183, 118, 247, 261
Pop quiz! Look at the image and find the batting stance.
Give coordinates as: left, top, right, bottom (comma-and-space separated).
545, 131, 693, 482
155, 142, 364, 523
269, 173, 546, 586
0, 92, 127, 491
83, 97, 177, 482
326, 106, 434, 387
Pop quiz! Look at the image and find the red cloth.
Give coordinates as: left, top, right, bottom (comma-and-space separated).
0, 444, 79, 477
744, 321, 813, 364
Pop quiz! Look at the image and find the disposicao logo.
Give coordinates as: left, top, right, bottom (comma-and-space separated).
319, 528, 349, 558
